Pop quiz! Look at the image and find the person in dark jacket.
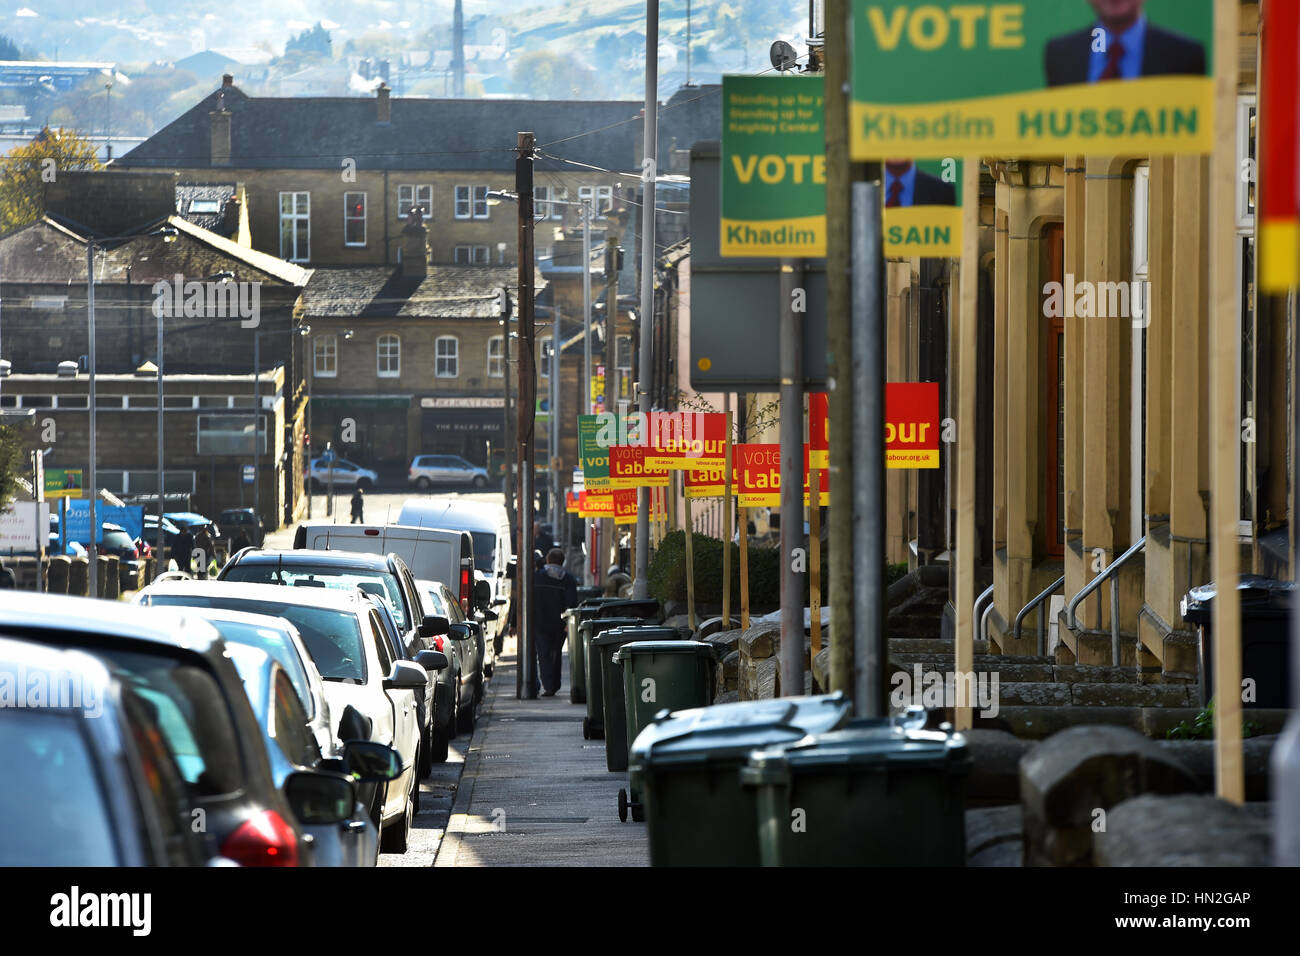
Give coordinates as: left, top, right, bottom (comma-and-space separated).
350, 487, 365, 524
193, 525, 215, 579
1044, 0, 1206, 87
530, 548, 578, 697
171, 528, 194, 575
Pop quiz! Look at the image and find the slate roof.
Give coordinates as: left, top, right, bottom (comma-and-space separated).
116, 83, 720, 175
301, 264, 546, 320
175, 182, 236, 232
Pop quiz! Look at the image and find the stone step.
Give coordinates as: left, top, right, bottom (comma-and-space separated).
890, 660, 1056, 684
890, 638, 990, 655
893, 652, 1057, 668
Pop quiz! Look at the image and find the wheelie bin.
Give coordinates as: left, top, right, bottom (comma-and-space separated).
592, 627, 695, 774
627, 693, 852, 865
740, 716, 971, 866
613, 639, 718, 821
568, 597, 627, 704
594, 598, 665, 623
580, 617, 647, 739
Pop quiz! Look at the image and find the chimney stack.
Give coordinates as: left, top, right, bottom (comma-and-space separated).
222, 73, 234, 88
210, 88, 231, 167
401, 205, 428, 278
376, 82, 391, 123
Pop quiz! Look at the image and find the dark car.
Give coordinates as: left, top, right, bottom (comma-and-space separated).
165, 511, 221, 540
0, 592, 359, 866
0, 636, 210, 866
419, 578, 485, 722
219, 508, 265, 548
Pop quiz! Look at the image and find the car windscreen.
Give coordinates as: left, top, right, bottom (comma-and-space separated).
470, 532, 495, 572
146, 595, 367, 684
222, 564, 408, 630
205, 619, 314, 718
0, 710, 119, 866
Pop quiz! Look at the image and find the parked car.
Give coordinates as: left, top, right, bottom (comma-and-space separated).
364, 593, 448, 772
0, 592, 335, 866
0, 635, 210, 866
419, 578, 485, 717
180, 607, 335, 758
219, 508, 265, 548
143, 513, 184, 551
407, 454, 490, 490
225, 642, 383, 867
135, 580, 432, 853
398, 497, 513, 654
308, 457, 378, 491
165, 512, 221, 540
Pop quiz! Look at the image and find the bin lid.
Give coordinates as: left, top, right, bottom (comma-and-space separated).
579, 616, 645, 637
1181, 574, 1295, 624
591, 625, 678, 649
612, 640, 717, 663
595, 598, 664, 622
628, 693, 852, 769
741, 717, 970, 785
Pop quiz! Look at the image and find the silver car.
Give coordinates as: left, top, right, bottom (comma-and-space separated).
407, 454, 490, 490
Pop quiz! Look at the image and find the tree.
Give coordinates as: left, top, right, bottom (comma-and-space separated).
509, 49, 589, 100
0, 427, 26, 512
0, 34, 22, 60
0, 128, 101, 235
285, 23, 332, 58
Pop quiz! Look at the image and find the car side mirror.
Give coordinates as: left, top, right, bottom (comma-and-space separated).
341, 741, 403, 782
481, 609, 498, 622
492, 597, 507, 606
419, 615, 450, 638
448, 622, 473, 642
284, 770, 356, 825
384, 659, 429, 690
415, 649, 449, 672
473, 579, 491, 605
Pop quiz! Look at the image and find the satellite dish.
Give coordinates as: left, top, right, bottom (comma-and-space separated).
770, 40, 798, 73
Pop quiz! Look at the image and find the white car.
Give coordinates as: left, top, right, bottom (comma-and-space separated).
309, 457, 378, 491
407, 455, 490, 490
135, 580, 434, 853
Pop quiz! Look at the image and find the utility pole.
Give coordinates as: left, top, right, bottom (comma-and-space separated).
824, 0, 854, 701
516, 131, 538, 699
779, 259, 806, 697
502, 287, 516, 540
632, 0, 659, 600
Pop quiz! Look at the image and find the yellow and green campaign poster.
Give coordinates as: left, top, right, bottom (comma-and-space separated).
721, 74, 826, 257
851, 0, 1214, 158
578, 415, 610, 491
882, 157, 963, 257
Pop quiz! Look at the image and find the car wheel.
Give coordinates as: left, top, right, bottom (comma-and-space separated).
418, 726, 434, 778
472, 475, 487, 489
430, 700, 451, 763
456, 691, 476, 734
380, 785, 413, 854
415, 476, 432, 491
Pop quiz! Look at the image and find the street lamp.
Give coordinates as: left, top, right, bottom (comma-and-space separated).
86, 225, 175, 598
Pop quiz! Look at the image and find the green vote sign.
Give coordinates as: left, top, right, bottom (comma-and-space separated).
721, 74, 826, 257
578, 415, 610, 491
851, 0, 1214, 158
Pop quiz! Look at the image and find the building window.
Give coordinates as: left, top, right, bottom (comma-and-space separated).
314, 335, 337, 378
539, 336, 552, 379
344, 192, 367, 246
487, 336, 504, 378
455, 245, 490, 264
455, 185, 490, 220
377, 334, 400, 378
398, 184, 432, 220
197, 414, 265, 455
435, 336, 459, 378
578, 184, 614, 217
279, 191, 310, 261
535, 185, 565, 220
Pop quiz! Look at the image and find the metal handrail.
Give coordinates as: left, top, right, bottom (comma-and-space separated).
972, 583, 994, 646
1013, 574, 1066, 657
1064, 536, 1146, 666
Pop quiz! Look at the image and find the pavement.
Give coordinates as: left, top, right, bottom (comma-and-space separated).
434, 634, 650, 867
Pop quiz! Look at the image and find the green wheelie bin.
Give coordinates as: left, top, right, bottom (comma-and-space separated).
594, 598, 665, 623
741, 717, 971, 866
612, 640, 718, 822
592, 626, 694, 774
580, 617, 646, 739
628, 693, 852, 866
568, 597, 627, 704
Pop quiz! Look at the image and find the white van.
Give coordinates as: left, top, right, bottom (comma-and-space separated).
292, 522, 479, 616
397, 498, 513, 648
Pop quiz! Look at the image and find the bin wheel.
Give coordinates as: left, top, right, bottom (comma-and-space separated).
582, 718, 591, 740
618, 788, 629, 823
630, 802, 645, 823
570, 687, 580, 704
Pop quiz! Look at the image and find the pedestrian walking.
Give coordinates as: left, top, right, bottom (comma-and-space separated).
531, 547, 577, 697
350, 486, 365, 524
193, 525, 215, 579
172, 527, 194, 575
532, 520, 551, 560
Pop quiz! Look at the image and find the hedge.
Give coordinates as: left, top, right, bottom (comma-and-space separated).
648, 530, 830, 612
